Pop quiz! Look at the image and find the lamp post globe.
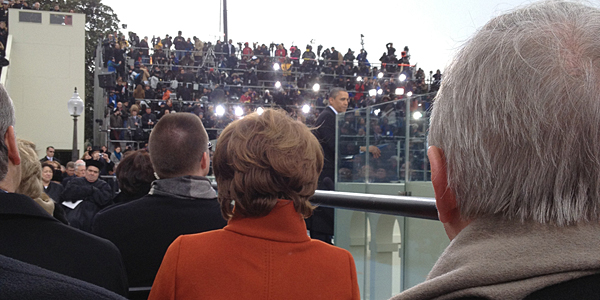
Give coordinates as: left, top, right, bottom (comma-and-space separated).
68, 87, 84, 117
68, 87, 83, 161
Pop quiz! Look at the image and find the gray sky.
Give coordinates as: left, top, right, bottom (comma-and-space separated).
103, 0, 543, 74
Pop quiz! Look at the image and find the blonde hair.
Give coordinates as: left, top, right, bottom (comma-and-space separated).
15, 139, 54, 216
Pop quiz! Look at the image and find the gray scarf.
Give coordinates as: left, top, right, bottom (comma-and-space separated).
149, 175, 216, 200
390, 217, 600, 300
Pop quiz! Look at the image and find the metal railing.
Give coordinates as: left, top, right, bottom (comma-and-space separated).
209, 181, 437, 220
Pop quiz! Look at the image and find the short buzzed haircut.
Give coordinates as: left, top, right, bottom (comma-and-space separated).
0, 84, 15, 182
66, 161, 75, 169
148, 113, 208, 179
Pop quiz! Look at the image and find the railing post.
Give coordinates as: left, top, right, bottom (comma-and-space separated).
93, 40, 104, 147
404, 96, 411, 182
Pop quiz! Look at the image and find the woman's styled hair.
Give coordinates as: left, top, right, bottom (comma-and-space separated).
214, 109, 323, 220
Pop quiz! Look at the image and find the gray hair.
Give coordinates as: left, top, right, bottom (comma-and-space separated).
428, 1, 600, 225
329, 87, 346, 100
0, 84, 15, 182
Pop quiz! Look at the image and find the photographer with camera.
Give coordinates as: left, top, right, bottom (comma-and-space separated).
301, 45, 316, 72
193, 36, 204, 66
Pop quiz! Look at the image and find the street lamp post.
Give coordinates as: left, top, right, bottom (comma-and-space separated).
67, 87, 84, 162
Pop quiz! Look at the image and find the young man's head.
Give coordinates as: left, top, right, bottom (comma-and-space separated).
148, 113, 209, 179
46, 146, 55, 158
65, 161, 75, 177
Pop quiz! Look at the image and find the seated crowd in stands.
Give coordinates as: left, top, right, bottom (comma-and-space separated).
102, 30, 442, 148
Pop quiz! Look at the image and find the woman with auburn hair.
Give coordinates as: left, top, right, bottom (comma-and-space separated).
149, 109, 360, 300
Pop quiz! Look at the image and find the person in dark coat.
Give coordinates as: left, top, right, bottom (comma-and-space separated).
61, 159, 114, 233
141, 106, 157, 129
0, 84, 128, 296
42, 162, 63, 202
62, 159, 85, 187
92, 113, 227, 291
309, 88, 381, 244
0, 255, 127, 300
39, 146, 60, 165
306, 88, 349, 244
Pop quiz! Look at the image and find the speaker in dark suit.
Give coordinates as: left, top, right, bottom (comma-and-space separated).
307, 88, 349, 244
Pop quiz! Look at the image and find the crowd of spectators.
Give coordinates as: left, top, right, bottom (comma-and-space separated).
102, 30, 442, 148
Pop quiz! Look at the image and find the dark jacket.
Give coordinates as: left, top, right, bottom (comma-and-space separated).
0, 192, 127, 296
141, 112, 157, 129
62, 177, 114, 233
92, 176, 227, 288
0, 254, 127, 300
309, 106, 337, 239
40, 156, 60, 165
44, 181, 64, 203
61, 174, 76, 187
313, 106, 337, 182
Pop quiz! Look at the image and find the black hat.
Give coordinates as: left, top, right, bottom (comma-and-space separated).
84, 159, 103, 171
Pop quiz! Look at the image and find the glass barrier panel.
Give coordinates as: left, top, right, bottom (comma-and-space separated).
337, 107, 368, 184
335, 93, 437, 187
366, 100, 406, 184
406, 94, 433, 182
334, 206, 449, 300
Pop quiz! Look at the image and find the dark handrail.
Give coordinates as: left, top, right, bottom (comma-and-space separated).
210, 182, 438, 220
312, 190, 437, 220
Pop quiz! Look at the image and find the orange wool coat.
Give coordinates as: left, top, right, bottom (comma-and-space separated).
149, 200, 360, 300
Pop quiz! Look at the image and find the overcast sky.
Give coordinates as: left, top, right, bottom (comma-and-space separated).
102, 0, 553, 74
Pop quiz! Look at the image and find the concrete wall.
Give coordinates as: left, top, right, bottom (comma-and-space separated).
5, 9, 85, 161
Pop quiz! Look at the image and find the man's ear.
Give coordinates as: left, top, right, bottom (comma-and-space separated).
200, 151, 209, 172
5, 126, 20, 166
428, 146, 457, 223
